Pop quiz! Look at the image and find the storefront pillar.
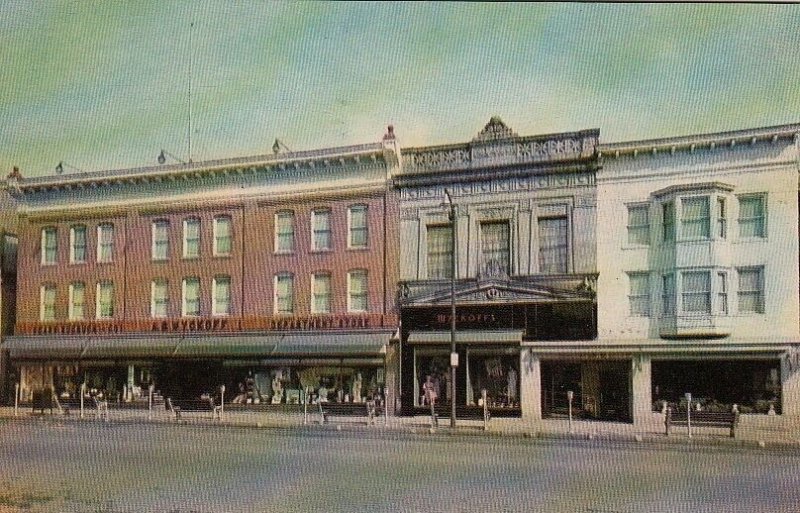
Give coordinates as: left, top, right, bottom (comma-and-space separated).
385, 342, 399, 417
631, 355, 652, 428
521, 349, 541, 422
781, 354, 800, 418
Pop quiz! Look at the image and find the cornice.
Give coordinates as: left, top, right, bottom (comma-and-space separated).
598, 123, 800, 159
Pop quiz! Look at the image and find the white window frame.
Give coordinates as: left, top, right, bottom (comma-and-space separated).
69, 225, 87, 264
311, 272, 332, 314
680, 195, 711, 240
181, 277, 201, 317
626, 204, 650, 245
627, 272, 650, 317
96, 223, 114, 263
427, 224, 453, 279
150, 279, 169, 319
662, 202, 675, 242
717, 271, 728, 315
738, 194, 767, 239
274, 211, 295, 253
213, 216, 232, 256
311, 209, 332, 251
681, 271, 711, 314
152, 220, 170, 261
662, 273, 675, 316
96, 281, 114, 320
737, 266, 765, 314
68, 282, 85, 321
480, 220, 511, 276
717, 197, 727, 239
538, 216, 569, 274
274, 273, 294, 315
182, 218, 201, 259
40, 284, 56, 322
347, 204, 368, 249
347, 270, 368, 313
41, 227, 57, 265
212, 275, 231, 316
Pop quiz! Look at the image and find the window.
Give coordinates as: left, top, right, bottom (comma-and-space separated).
427, 224, 453, 279
96, 281, 114, 319
68, 282, 85, 320
274, 273, 294, 315
682, 271, 711, 314
738, 267, 764, 314
348, 205, 368, 248
628, 273, 650, 316
348, 270, 368, 312
40, 284, 56, 321
717, 198, 727, 239
275, 211, 295, 253
97, 223, 114, 263
681, 196, 710, 239
312, 273, 331, 314
152, 220, 169, 261
738, 195, 766, 238
42, 227, 57, 265
662, 274, 675, 316
70, 225, 87, 263
213, 216, 232, 256
662, 202, 674, 242
212, 276, 231, 316
717, 272, 728, 315
183, 218, 200, 258
480, 221, 510, 276
538, 216, 568, 274
312, 209, 332, 251
151, 279, 168, 318
627, 205, 650, 245
181, 277, 200, 317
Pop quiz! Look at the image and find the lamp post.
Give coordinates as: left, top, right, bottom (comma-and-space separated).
444, 189, 457, 428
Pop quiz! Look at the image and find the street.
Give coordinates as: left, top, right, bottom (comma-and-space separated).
0, 418, 799, 513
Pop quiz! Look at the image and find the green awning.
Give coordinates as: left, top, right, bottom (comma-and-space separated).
3, 336, 87, 359
407, 330, 524, 345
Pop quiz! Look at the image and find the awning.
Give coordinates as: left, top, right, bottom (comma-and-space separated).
407, 330, 524, 345
3, 336, 87, 359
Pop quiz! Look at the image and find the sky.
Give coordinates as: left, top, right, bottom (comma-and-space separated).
1, 2, 799, 178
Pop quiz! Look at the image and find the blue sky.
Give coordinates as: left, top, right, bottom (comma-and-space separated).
2, 2, 799, 178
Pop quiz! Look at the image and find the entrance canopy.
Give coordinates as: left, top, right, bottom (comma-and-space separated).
4, 331, 392, 360
407, 330, 523, 345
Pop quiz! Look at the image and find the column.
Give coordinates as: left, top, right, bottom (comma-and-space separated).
781, 354, 800, 418
520, 349, 541, 422
631, 355, 652, 428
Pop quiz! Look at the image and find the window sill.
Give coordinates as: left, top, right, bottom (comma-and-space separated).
310, 249, 333, 254
212, 253, 233, 259
346, 246, 369, 252
274, 251, 294, 256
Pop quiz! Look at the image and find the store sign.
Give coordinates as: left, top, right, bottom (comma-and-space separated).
269, 315, 371, 330
30, 322, 123, 335
150, 318, 230, 333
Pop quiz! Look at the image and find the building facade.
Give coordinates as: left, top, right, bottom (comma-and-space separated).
5, 133, 400, 410
597, 124, 800, 427
395, 118, 600, 419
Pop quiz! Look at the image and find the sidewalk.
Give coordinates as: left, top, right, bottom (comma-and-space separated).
3, 405, 800, 452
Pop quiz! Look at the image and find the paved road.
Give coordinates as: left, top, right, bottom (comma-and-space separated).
0, 418, 799, 513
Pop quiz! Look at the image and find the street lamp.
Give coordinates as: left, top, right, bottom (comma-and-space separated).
443, 189, 457, 428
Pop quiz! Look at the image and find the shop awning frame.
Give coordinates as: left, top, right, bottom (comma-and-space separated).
407, 330, 524, 345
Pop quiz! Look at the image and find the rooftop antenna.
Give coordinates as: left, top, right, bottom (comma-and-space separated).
55, 161, 82, 174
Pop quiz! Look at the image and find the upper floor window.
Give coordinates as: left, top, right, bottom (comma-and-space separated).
40, 283, 56, 321
626, 205, 649, 245
70, 225, 87, 264
480, 221, 510, 276
181, 277, 200, 317
538, 216, 568, 274
312, 209, 332, 251
738, 267, 764, 314
42, 227, 57, 265
183, 218, 200, 259
717, 271, 729, 315
681, 196, 710, 239
312, 272, 332, 314
627, 272, 650, 316
427, 224, 453, 279
152, 220, 170, 261
682, 271, 711, 314
662, 202, 675, 242
212, 275, 231, 316
348, 205, 368, 249
274, 273, 294, 315
717, 198, 727, 239
151, 279, 169, 319
662, 274, 675, 316
275, 211, 295, 253
97, 223, 114, 263
213, 216, 232, 256
738, 195, 766, 238
96, 281, 114, 319
68, 282, 85, 320
348, 270, 368, 313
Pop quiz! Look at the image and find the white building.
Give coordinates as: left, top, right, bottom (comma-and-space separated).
597, 124, 800, 429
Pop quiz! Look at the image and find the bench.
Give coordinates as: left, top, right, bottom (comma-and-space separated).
53, 396, 84, 415
665, 408, 739, 438
318, 401, 384, 425
166, 398, 221, 421
94, 397, 109, 421
31, 390, 55, 414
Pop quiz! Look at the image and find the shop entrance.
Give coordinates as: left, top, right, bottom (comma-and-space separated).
541, 360, 631, 422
